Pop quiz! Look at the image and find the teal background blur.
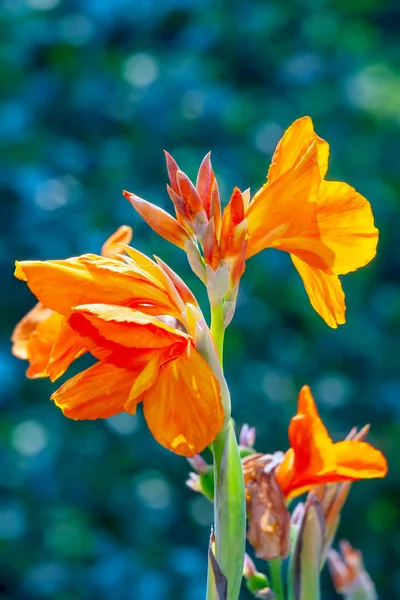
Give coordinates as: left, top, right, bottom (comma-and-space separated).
1, 0, 399, 598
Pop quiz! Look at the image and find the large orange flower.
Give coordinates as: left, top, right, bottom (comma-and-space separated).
275, 386, 387, 499
14, 241, 223, 457
125, 118, 378, 327
246, 117, 378, 328
11, 226, 133, 379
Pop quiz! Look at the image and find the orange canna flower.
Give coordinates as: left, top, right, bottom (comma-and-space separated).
275, 385, 387, 500
11, 226, 133, 379
246, 117, 378, 328
14, 241, 223, 457
125, 118, 378, 328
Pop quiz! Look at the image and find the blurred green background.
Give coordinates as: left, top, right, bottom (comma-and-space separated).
1, 0, 399, 598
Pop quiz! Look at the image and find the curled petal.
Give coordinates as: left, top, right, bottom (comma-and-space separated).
142, 344, 223, 456
268, 116, 329, 183
101, 225, 133, 259
291, 255, 346, 328
51, 361, 134, 419
124, 191, 193, 250
11, 302, 54, 360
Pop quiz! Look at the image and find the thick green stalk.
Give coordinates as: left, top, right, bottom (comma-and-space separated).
206, 304, 246, 600
270, 558, 285, 600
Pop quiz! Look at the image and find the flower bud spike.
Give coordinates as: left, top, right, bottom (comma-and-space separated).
167, 184, 192, 224
124, 191, 192, 250
210, 179, 222, 238
203, 218, 221, 271
164, 150, 181, 194
196, 152, 215, 218
291, 494, 324, 600
176, 170, 207, 222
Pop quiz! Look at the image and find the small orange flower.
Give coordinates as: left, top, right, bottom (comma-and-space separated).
275, 386, 387, 499
14, 240, 223, 457
125, 118, 378, 327
11, 226, 133, 379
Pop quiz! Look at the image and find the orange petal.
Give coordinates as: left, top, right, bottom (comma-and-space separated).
25, 312, 65, 378
11, 302, 54, 360
69, 304, 189, 354
101, 225, 133, 259
289, 385, 336, 474
176, 170, 206, 220
246, 141, 320, 259
275, 181, 378, 275
51, 361, 133, 419
333, 441, 388, 479
15, 254, 175, 317
124, 191, 193, 250
154, 256, 199, 307
268, 116, 329, 183
47, 322, 86, 382
276, 386, 336, 497
203, 218, 220, 270
196, 152, 215, 217
291, 255, 346, 328
125, 353, 161, 413
164, 150, 181, 194
141, 343, 223, 456
220, 188, 245, 256
314, 181, 378, 275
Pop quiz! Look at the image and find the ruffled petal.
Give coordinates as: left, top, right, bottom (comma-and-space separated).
333, 441, 388, 479
69, 304, 189, 354
141, 343, 223, 456
51, 361, 134, 419
25, 312, 65, 378
291, 255, 346, 328
268, 116, 329, 183
11, 302, 54, 360
15, 254, 175, 317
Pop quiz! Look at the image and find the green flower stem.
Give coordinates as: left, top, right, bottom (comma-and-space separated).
270, 558, 285, 600
210, 303, 225, 365
206, 304, 246, 600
